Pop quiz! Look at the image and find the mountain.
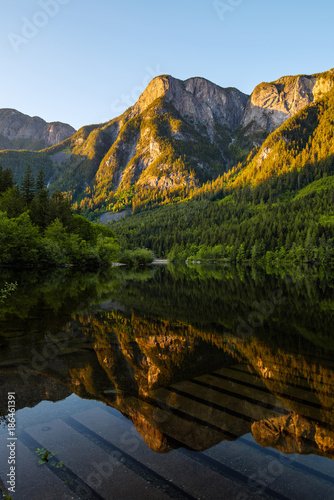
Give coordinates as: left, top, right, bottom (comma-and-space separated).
0, 108, 76, 151
241, 68, 334, 134
44, 75, 250, 211
111, 84, 334, 261
71, 68, 334, 212
0, 68, 333, 215
128, 75, 248, 132
231, 79, 334, 188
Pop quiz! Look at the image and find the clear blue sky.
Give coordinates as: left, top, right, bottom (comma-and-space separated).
1, 0, 333, 130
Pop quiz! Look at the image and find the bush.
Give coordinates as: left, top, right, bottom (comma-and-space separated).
39, 239, 67, 267
0, 211, 40, 266
97, 235, 120, 266
118, 248, 155, 266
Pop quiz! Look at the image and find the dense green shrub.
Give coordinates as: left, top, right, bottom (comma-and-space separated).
118, 248, 155, 267
0, 211, 41, 265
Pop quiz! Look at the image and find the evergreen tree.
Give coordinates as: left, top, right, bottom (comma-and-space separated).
36, 169, 46, 193
21, 166, 35, 205
0, 165, 14, 193
0, 187, 26, 218
34, 169, 50, 229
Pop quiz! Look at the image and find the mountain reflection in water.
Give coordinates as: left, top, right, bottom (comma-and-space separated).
0, 264, 334, 499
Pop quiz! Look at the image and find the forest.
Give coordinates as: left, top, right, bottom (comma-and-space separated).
110, 89, 334, 262
0, 165, 122, 268
111, 152, 334, 262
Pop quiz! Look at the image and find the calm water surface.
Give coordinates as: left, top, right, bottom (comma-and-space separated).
0, 264, 334, 500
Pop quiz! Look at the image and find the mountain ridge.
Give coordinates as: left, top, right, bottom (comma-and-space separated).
1, 67, 334, 215
128, 74, 249, 133
241, 68, 334, 134
0, 108, 76, 151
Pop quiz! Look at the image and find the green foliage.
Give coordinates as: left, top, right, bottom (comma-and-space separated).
0, 282, 17, 303
0, 167, 123, 268
0, 165, 14, 193
0, 211, 41, 265
68, 214, 99, 244
0, 187, 26, 218
294, 176, 334, 199
0, 167, 149, 268
112, 163, 334, 263
0, 150, 55, 185
41, 219, 118, 267
118, 248, 155, 267
35, 448, 63, 469
21, 165, 35, 204
36, 168, 46, 192
96, 235, 120, 265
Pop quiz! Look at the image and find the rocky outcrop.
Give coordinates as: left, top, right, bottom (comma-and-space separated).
130, 69, 334, 139
241, 69, 334, 134
130, 75, 249, 135
0, 108, 76, 150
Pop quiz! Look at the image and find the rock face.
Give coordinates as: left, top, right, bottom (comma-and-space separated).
241, 68, 334, 134
130, 75, 249, 134
60, 75, 250, 210
135, 70, 334, 138
0, 108, 76, 150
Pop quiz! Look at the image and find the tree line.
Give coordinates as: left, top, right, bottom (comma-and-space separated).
0, 165, 120, 268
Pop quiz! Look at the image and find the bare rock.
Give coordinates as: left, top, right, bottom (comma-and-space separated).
0, 108, 76, 150
130, 74, 249, 134
241, 69, 334, 134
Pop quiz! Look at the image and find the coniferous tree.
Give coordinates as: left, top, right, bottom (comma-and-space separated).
21, 166, 35, 205
30, 170, 50, 229
36, 169, 46, 193
0, 165, 14, 193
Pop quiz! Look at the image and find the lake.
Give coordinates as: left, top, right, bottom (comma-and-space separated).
0, 264, 334, 500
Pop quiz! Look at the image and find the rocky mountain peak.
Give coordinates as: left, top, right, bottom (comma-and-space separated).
129, 70, 334, 138
0, 108, 76, 150
130, 75, 173, 116
241, 69, 334, 134
130, 74, 249, 133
